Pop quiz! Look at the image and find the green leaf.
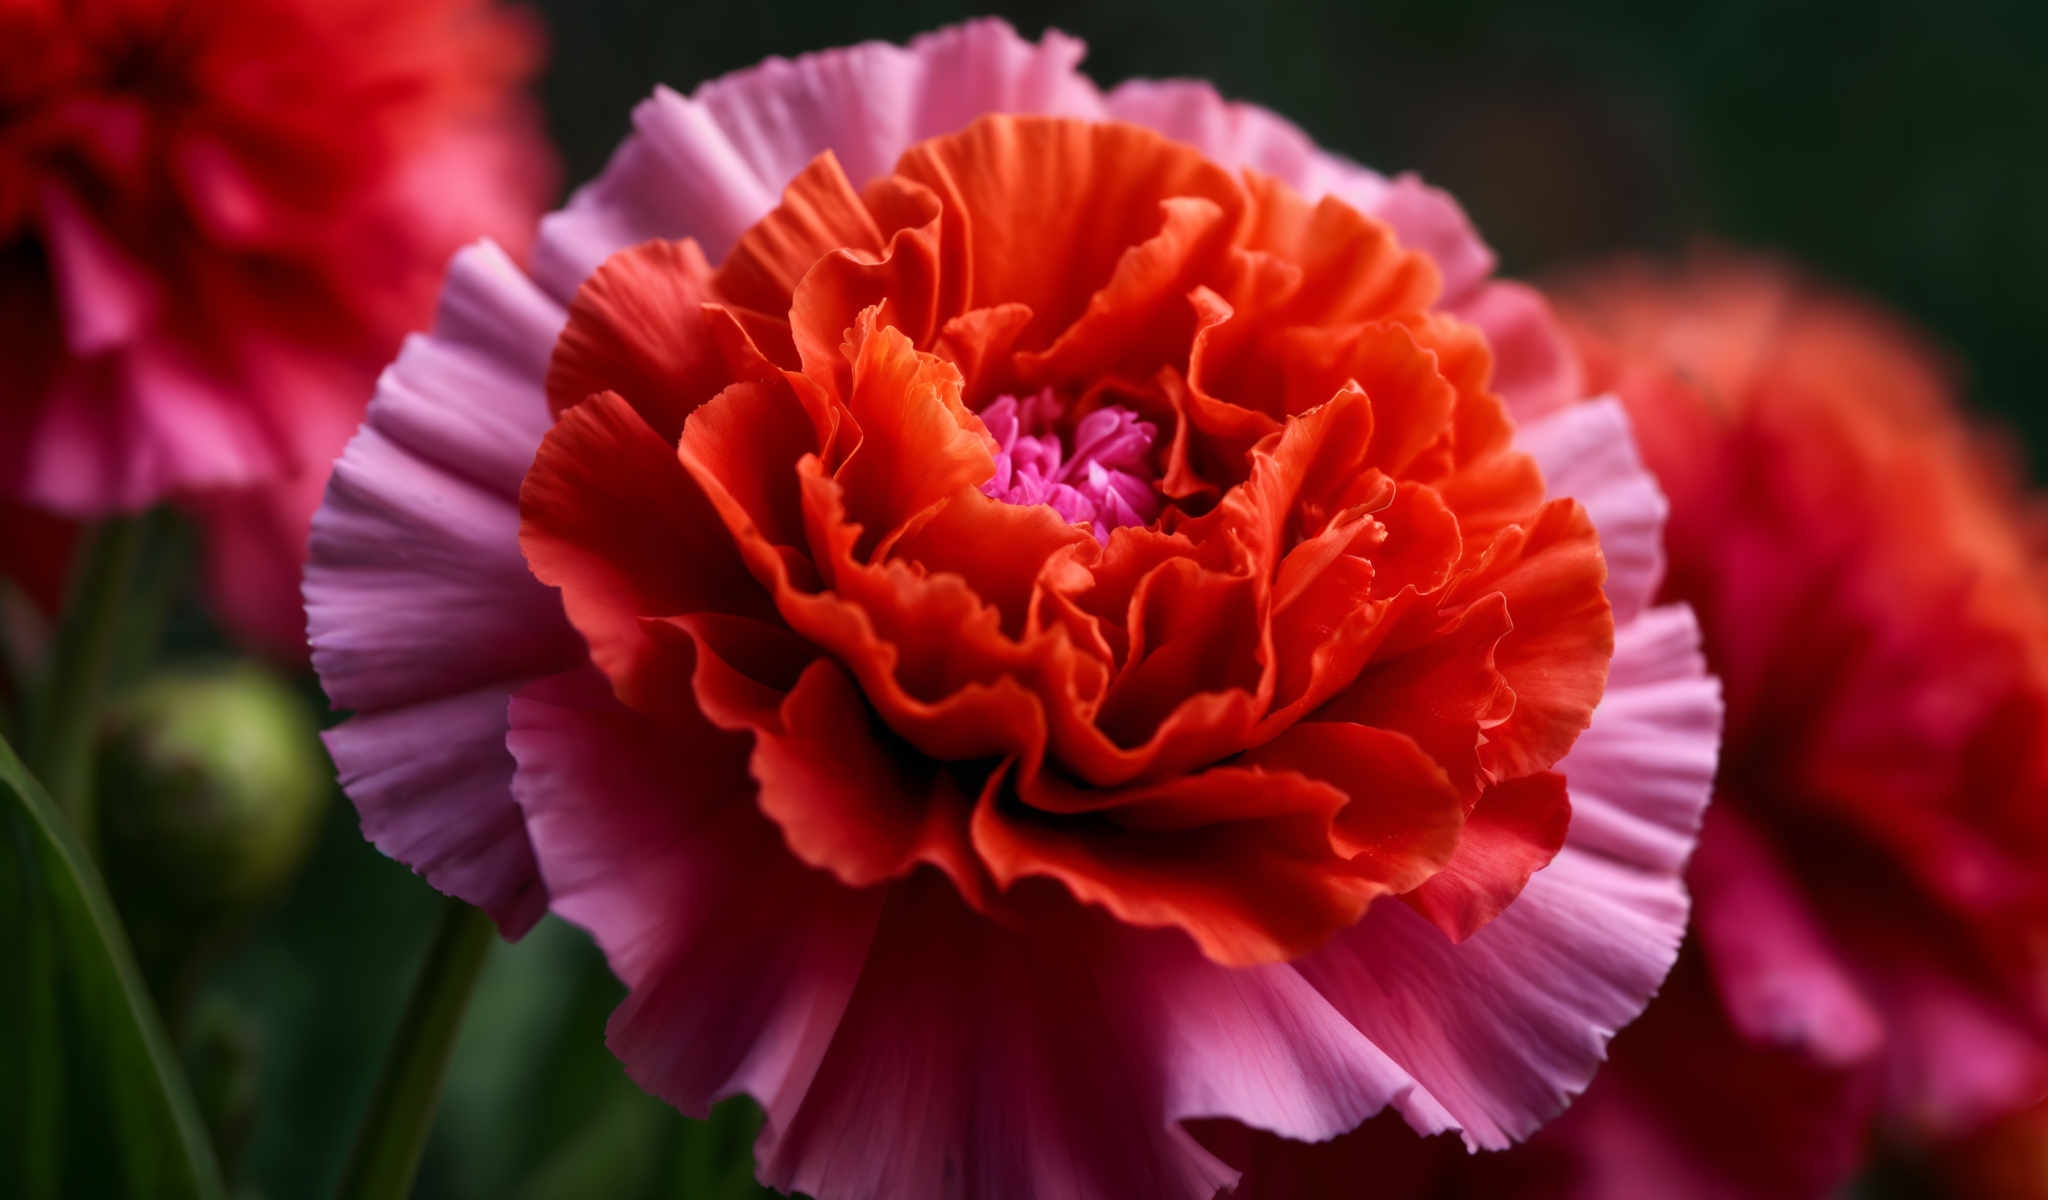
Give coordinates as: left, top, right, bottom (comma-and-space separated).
0, 730, 227, 1200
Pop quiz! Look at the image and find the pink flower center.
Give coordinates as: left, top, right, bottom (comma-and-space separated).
978, 388, 1162, 541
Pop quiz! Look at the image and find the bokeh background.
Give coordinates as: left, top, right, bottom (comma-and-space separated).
191, 3, 2048, 1197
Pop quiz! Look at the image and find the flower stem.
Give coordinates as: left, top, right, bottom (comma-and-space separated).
27, 513, 151, 843
334, 898, 496, 1200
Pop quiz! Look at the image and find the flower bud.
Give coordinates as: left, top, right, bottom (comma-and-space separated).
96, 664, 327, 927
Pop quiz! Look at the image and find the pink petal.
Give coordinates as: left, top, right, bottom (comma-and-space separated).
531, 19, 1101, 298
327, 687, 547, 935
370, 240, 567, 493
1513, 398, 1667, 625
1551, 605, 1723, 878
1466, 957, 1879, 1200
307, 239, 583, 934
22, 340, 284, 513
1293, 601, 1721, 1149
40, 181, 157, 355
1119, 932, 1424, 1146
1689, 807, 1885, 1067
506, 667, 881, 1121
504, 669, 1240, 1199
1364, 173, 1497, 303
754, 891, 1239, 1200
1844, 925, 2048, 1132
1101, 79, 1388, 211
511, 671, 1456, 1199
1452, 280, 1586, 423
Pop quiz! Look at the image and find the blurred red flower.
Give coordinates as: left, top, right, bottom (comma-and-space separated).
0, 0, 554, 653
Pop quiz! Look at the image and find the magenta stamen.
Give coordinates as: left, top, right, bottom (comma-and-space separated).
978, 388, 1161, 542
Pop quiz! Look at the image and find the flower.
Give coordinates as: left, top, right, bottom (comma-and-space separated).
307, 21, 1721, 1196
97, 663, 328, 973
1297, 252, 2048, 1198
0, 0, 556, 652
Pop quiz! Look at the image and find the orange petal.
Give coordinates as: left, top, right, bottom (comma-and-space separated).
712, 150, 886, 318
677, 376, 823, 565
1240, 720, 1467, 894
747, 658, 994, 904
1432, 388, 1546, 547
1317, 592, 1515, 800
1398, 770, 1572, 941
1095, 556, 1266, 751
1015, 194, 1234, 384
546, 238, 743, 440
887, 487, 1099, 639
975, 761, 1379, 966
788, 175, 948, 386
830, 313, 993, 560
1237, 170, 1441, 327
932, 302, 1036, 400
888, 115, 1244, 353
1452, 498, 1614, 779
519, 391, 772, 714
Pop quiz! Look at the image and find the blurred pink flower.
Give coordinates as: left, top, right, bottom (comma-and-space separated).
306, 21, 1721, 1197
0, 0, 555, 653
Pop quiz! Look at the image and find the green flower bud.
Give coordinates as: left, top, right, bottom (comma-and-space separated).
96, 664, 327, 927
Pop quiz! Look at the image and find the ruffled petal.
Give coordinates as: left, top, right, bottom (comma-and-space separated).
308, 239, 583, 934
1101, 79, 1390, 213
1099, 82, 1579, 421
507, 666, 882, 1119
1454, 281, 1585, 423
1452, 499, 1614, 782
18, 338, 291, 514
529, 19, 1103, 297
1399, 772, 1573, 942
1688, 807, 1885, 1067
978, 758, 1376, 967
1512, 398, 1666, 625
1289, 600, 1720, 1149
727, 652, 992, 901
40, 180, 158, 355
545, 236, 731, 439
889, 116, 1243, 351
519, 389, 772, 713
328, 687, 547, 934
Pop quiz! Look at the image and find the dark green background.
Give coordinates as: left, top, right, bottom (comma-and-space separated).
199, 4, 2048, 1198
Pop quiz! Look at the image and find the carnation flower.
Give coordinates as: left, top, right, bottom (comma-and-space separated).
1287, 252, 2048, 1198
307, 21, 1721, 1195
0, 0, 555, 651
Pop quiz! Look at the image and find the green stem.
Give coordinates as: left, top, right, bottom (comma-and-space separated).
335, 899, 496, 1200
27, 514, 150, 842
